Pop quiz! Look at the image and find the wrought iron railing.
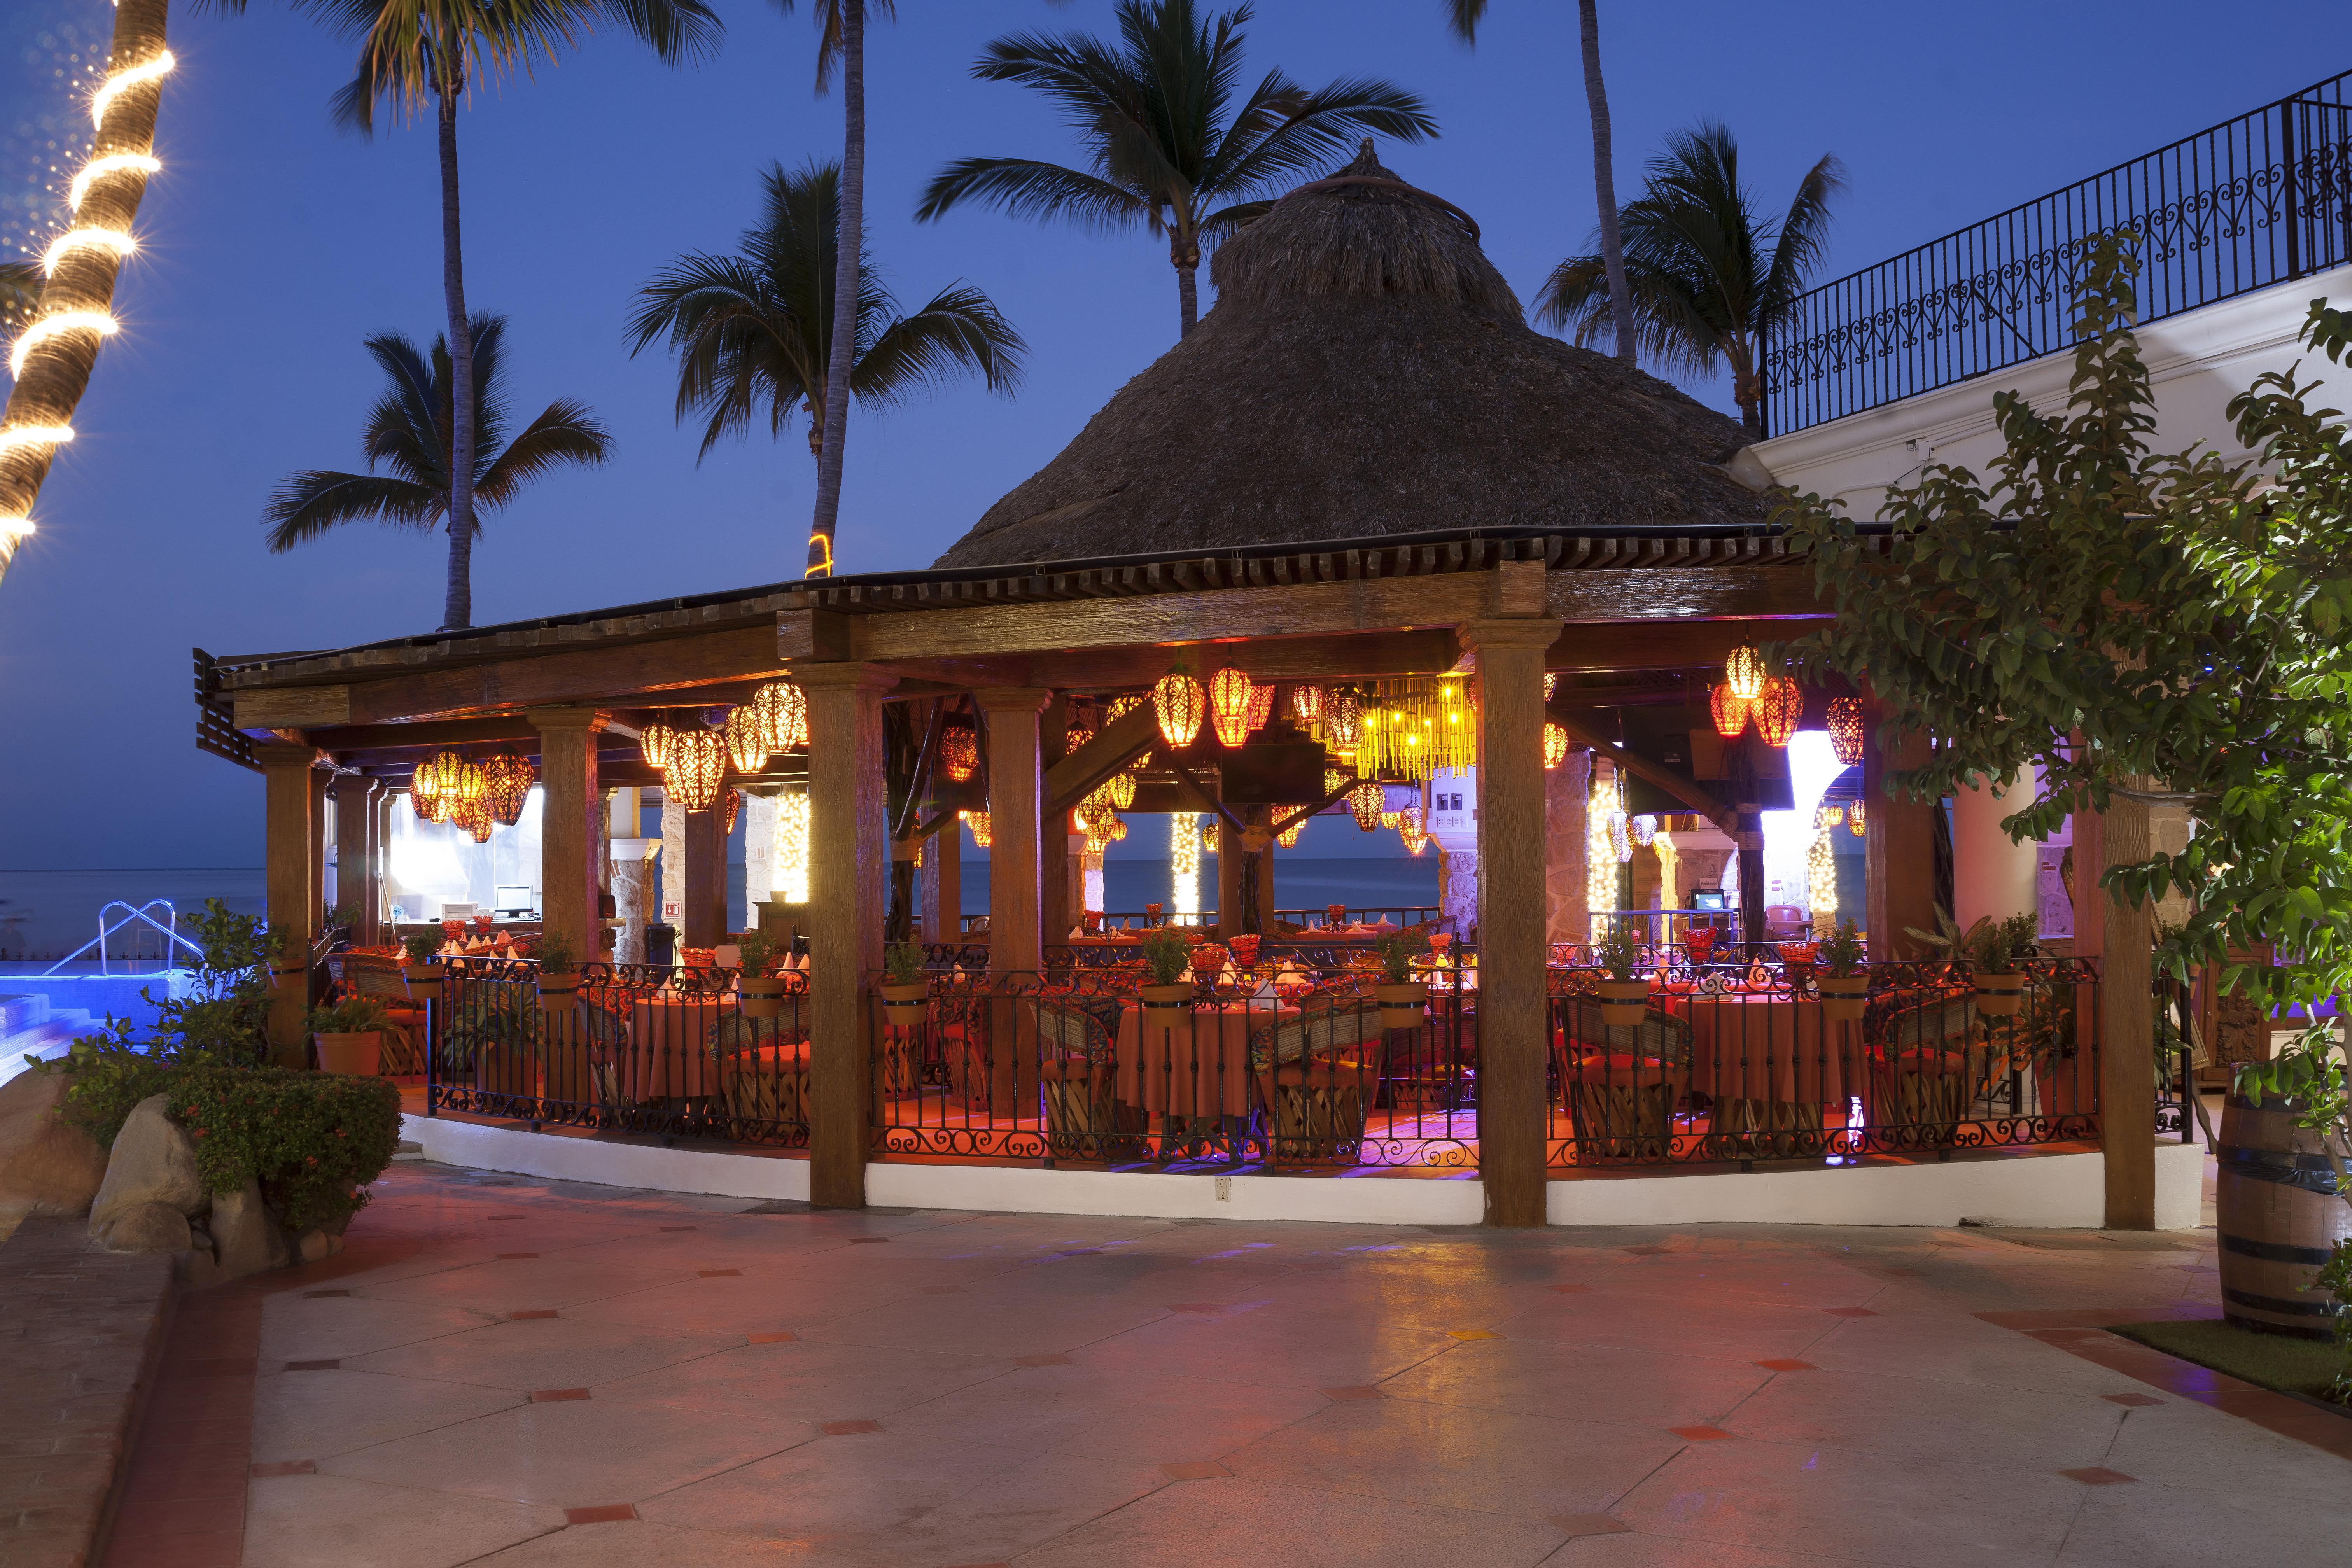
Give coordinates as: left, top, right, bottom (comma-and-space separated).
1764, 70, 2352, 434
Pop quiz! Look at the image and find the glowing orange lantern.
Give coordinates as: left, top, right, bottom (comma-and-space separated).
963, 809, 992, 847
940, 718, 978, 783
480, 751, 534, 825
723, 706, 770, 773
752, 680, 808, 752
1246, 682, 1275, 732
1848, 799, 1866, 837
1543, 721, 1569, 769
638, 714, 677, 770
1827, 696, 1866, 764
722, 789, 742, 835
1348, 779, 1384, 831
1710, 683, 1752, 740
1754, 676, 1803, 748
1325, 688, 1363, 748
1725, 644, 1768, 702
1208, 667, 1255, 749
664, 728, 728, 812
1290, 684, 1324, 723
1153, 666, 1206, 749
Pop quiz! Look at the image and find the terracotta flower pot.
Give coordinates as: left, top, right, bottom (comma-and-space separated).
1375, 980, 1428, 1031
537, 971, 580, 1015
313, 1030, 381, 1076
1974, 972, 2025, 1016
740, 974, 789, 1021
1596, 977, 1650, 1027
1139, 982, 1193, 1027
402, 963, 443, 1003
1818, 973, 1869, 1023
878, 979, 930, 1029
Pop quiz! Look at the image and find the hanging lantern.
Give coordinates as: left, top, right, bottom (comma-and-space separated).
664, 727, 728, 812
1709, 683, 1752, 740
448, 794, 494, 844
1325, 688, 1363, 748
639, 714, 677, 770
1543, 721, 1570, 770
1203, 827, 1218, 856
1816, 802, 1845, 829
1153, 666, 1206, 749
1379, 808, 1402, 830
408, 783, 448, 823
1325, 767, 1348, 800
1629, 814, 1657, 848
722, 789, 742, 835
1397, 803, 1427, 856
752, 681, 808, 752
1106, 694, 1143, 723
480, 751, 535, 825
1246, 682, 1275, 733
1754, 676, 1803, 748
1544, 672, 1558, 700
1725, 644, 1768, 702
416, 749, 478, 803
1110, 817, 1129, 842
1062, 724, 1096, 759
1848, 798, 1867, 837
1276, 813, 1306, 849
1207, 667, 1255, 749
722, 706, 770, 773
1348, 779, 1384, 831
962, 809, 992, 848
1104, 769, 1137, 811
1078, 797, 1118, 839
939, 718, 979, 783
1290, 684, 1324, 723
1826, 696, 1866, 765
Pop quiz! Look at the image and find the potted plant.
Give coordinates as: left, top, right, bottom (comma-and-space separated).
401, 931, 443, 1001
534, 928, 581, 1013
878, 940, 929, 1029
1138, 929, 1194, 1026
736, 928, 789, 1020
1815, 919, 1869, 1022
1374, 933, 1429, 1030
1909, 911, 2036, 1015
308, 996, 390, 1076
1592, 923, 1651, 1026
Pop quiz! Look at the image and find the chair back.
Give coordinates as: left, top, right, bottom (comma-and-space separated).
1563, 999, 1692, 1066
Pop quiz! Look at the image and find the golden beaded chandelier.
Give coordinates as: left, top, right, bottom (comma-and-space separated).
1348, 779, 1384, 831
1724, 644, 1769, 702
939, 717, 979, 782
1153, 665, 1206, 749
664, 727, 728, 812
1207, 667, 1254, 750
1710, 683, 1752, 740
1826, 696, 1866, 764
1543, 721, 1569, 770
722, 706, 770, 774
480, 751, 535, 825
1290, 683, 1324, 723
639, 713, 677, 770
753, 680, 808, 752
962, 809, 992, 848
1754, 676, 1803, 748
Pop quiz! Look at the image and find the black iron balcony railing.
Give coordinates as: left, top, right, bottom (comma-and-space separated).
1764, 69, 2352, 436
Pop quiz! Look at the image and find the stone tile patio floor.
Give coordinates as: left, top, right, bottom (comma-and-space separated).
117, 1155, 2351, 1568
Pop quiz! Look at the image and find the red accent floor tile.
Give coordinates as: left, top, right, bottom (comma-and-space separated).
248, 1461, 315, 1478
1547, 1514, 1632, 1538
819, 1420, 881, 1435
1321, 1386, 1384, 1401
1755, 1359, 1818, 1372
849, 1237, 890, 1244
2103, 1393, 2166, 1407
496, 1252, 540, 1260
698, 1269, 742, 1278
532, 1389, 592, 1402
1013, 1354, 1072, 1367
283, 1360, 340, 1372
1670, 1426, 1733, 1442
2059, 1466, 2138, 1486
1821, 1307, 1879, 1318
1622, 1246, 1668, 1256
564, 1504, 638, 1525
1166, 1303, 1222, 1313
746, 1332, 799, 1344
509, 1310, 560, 1320
1160, 1462, 1231, 1480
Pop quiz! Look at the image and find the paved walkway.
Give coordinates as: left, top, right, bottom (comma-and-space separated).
167, 1161, 2350, 1566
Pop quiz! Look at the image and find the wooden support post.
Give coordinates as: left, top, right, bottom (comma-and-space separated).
259, 746, 319, 1069
802, 664, 896, 1209
1863, 714, 1938, 957
528, 709, 608, 957
1215, 812, 1245, 938
333, 778, 373, 945
308, 771, 329, 934
2077, 792, 2156, 1228
1252, 807, 1276, 932
929, 824, 962, 942
1460, 618, 1562, 1227
682, 805, 727, 949
977, 689, 1048, 1109
1038, 695, 1071, 947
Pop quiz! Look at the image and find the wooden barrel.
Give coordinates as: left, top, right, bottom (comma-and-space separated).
2215, 1094, 2352, 1339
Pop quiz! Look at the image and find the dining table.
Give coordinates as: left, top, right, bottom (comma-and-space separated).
1114, 998, 1296, 1120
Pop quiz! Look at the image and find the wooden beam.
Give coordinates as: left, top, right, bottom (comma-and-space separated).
1547, 618, 1828, 676
307, 716, 536, 752
1042, 702, 1159, 817
1549, 711, 1736, 833
236, 685, 351, 731
1545, 567, 1825, 623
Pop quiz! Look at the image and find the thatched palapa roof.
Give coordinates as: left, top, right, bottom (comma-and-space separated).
935, 144, 1767, 570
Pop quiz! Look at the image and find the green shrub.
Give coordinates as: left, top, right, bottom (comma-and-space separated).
308, 996, 390, 1034
1376, 932, 1426, 984
882, 939, 925, 985
534, 927, 580, 973
1818, 918, 1866, 978
735, 928, 779, 976
1594, 920, 1646, 981
402, 931, 441, 966
1139, 928, 1192, 986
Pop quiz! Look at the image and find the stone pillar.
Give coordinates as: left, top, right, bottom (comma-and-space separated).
977, 689, 1048, 1109
1863, 712, 1939, 957
609, 839, 654, 967
660, 795, 684, 931
1544, 747, 1591, 946
1953, 772, 2039, 930
259, 745, 319, 1069
802, 664, 896, 1209
528, 707, 608, 960
682, 805, 727, 949
1460, 618, 1563, 1228
744, 791, 777, 910
2076, 789, 2156, 1229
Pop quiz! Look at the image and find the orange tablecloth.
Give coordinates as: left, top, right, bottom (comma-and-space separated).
1675, 993, 1862, 1104
625, 998, 733, 1100
1115, 1001, 1293, 1120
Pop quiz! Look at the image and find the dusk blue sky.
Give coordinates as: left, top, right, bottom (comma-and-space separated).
2, 0, 2345, 871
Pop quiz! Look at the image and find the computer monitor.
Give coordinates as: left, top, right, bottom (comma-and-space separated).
1692, 890, 1726, 911
493, 885, 536, 919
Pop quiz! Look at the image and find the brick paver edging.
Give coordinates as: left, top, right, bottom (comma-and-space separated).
0, 1216, 177, 1568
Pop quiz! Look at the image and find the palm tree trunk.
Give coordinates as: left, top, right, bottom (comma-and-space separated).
436, 70, 478, 630
808, 0, 865, 580
0, 0, 171, 581
1172, 231, 1201, 338
1578, 0, 1637, 368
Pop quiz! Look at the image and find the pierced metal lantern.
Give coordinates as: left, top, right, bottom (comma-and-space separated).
1397, 804, 1427, 856
722, 789, 742, 836
1848, 799, 1867, 837
1754, 676, 1803, 748
1325, 687, 1363, 748
480, 751, 535, 825
1078, 797, 1118, 839
962, 809, 992, 848
1062, 726, 1096, 758
1544, 672, 1558, 700
1105, 694, 1143, 723
752, 681, 808, 753
1816, 803, 1845, 829
1153, 667, 1206, 749
1325, 768, 1348, 798
1208, 667, 1255, 749
1543, 721, 1570, 770
1629, 814, 1657, 848
1709, 682, 1752, 740
1827, 696, 1866, 764
1277, 813, 1306, 849
939, 717, 979, 783
1348, 779, 1384, 831
416, 749, 480, 803
1379, 809, 1401, 830
723, 706, 770, 774
1290, 683, 1324, 723
1104, 768, 1137, 811
450, 794, 494, 844
639, 714, 677, 770
409, 781, 448, 823
1245, 682, 1275, 733
664, 727, 728, 812
1725, 644, 1769, 702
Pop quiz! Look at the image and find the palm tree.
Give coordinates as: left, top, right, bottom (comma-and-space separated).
772, 0, 895, 579
917, 0, 1438, 340
206, 0, 722, 629
264, 317, 612, 593
1538, 121, 1844, 438
1446, 0, 1635, 367
626, 161, 1025, 520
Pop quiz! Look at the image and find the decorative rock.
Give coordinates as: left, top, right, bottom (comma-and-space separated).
210, 1177, 291, 1280
0, 1068, 108, 1224
175, 1246, 224, 1287
94, 1199, 192, 1254
89, 1094, 205, 1235
296, 1227, 340, 1264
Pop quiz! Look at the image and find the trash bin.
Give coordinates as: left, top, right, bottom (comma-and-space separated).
646, 923, 677, 971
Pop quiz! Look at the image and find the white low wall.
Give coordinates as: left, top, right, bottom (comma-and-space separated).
401, 1113, 2203, 1230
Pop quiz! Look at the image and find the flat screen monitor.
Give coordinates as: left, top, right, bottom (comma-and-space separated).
1692, 890, 1726, 910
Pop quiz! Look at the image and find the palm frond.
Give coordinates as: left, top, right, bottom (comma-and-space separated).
1535, 254, 1724, 379
917, 158, 1148, 232
359, 331, 447, 487
852, 284, 1028, 409
262, 469, 443, 552
1207, 72, 1438, 200
1758, 152, 1848, 326
1442, 0, 1489, 43
475, 399, 612, 508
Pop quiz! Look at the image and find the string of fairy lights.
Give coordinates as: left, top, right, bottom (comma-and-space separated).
0, 17, 173, 541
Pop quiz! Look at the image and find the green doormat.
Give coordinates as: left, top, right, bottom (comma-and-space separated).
2110, 1320, 2350, 1405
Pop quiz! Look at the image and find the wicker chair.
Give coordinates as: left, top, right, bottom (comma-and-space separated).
1253, 1003, 1384, 1162
1554, 1002, 1691, 1162
578, 1001, 632, 1114
1868, 990, 1981, 1149
1034, 996, 1141, 1158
